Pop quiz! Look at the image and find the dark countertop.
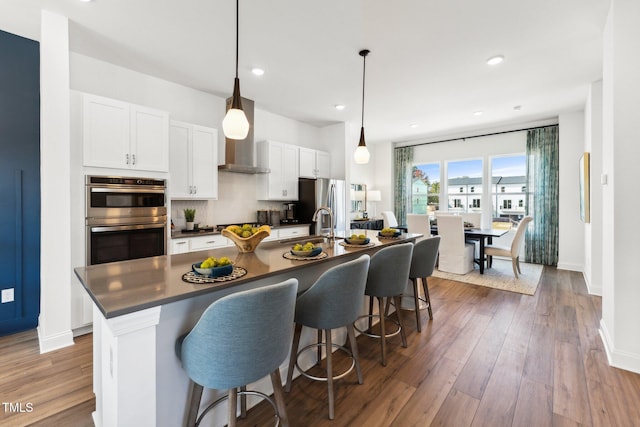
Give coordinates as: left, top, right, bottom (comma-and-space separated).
74, 229, 421, 319
171, 223, 311, 239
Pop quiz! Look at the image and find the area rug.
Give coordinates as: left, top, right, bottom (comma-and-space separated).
432, 258, 543, 295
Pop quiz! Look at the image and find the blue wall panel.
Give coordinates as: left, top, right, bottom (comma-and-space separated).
0, 29, 41, 335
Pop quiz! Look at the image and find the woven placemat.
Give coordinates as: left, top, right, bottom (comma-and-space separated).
282, 251, 328, 261
377, 235, 401, 240
182, 266, 248, 284
339, 241, 375, 248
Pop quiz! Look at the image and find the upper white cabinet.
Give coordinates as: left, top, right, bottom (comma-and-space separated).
83, 93, 169, 172
299, 147, 331, 178
257, 140, 299, 200
169, 121, 218, 199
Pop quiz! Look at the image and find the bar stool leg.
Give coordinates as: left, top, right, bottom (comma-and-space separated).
394, 295, 408, 348
228, 388, 238, 427
270, 369, 289, 427
285, 323, 303, 392
317, 329, 323, 366
325, 329, 334, 420
240, 385, 247, 418
422, 277, 433, 319
185, 381, 203, 427
346, 324, 363, 384
368, 296, 374, 332
412, 278, 422, 332
378, 297, 387, 366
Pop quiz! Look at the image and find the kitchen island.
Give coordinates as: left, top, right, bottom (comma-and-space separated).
74, 229, 421, 427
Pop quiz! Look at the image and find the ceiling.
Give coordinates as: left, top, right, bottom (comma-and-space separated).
0, 0, 610, 144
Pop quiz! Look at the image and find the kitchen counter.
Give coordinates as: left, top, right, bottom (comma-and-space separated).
75, 229, 417, 318
74, 229, 422, 427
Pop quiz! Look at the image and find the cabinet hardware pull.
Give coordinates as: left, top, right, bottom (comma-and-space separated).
126, 153, 130, 164
132, 154, 136, 165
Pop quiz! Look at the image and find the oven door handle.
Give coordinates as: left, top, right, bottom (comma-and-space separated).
90, 223, 166, 233
89, 187, 165, 194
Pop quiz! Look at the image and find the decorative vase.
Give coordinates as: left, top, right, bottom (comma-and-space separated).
186, 221, 195, 231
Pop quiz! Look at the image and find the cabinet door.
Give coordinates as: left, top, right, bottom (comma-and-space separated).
169, 122, 192, 198
282, 144, 299, 199
191, 125, 218, 199
131, 105, 169, 172
315, 151, 331, 178
298, 147, 316, 178
189, 234, 229, 251
83, 94, 130, 168
266, 141, 285, 199
171, 239, 190, 254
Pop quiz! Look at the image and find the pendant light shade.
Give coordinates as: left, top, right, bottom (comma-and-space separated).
354, 49, 370, 164
223, 0, 250, 140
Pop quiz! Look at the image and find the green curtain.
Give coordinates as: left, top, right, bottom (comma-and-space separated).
525, 125, 559, 265
393, 146, 413, 227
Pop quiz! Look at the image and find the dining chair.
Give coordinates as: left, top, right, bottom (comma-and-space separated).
485, 216, 533, 278
381, 211, 408, 232
436, 215, 475, 274
406, 213, 431, 239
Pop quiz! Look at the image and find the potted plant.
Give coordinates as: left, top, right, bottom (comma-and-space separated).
184, 208, 196, 230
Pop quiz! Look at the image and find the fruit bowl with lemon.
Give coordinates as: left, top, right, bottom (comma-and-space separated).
345, 233, 370, 245
379, 227, 401, 238
291, 241, 322, 257
222, 224, 271, 253
192, 256, 233, 277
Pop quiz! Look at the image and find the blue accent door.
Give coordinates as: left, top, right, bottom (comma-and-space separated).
0, 29, 41, 336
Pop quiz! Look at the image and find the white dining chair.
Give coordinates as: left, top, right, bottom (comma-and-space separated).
436, 215, 475, 274
406, 214, 431, 239
381, 211, 407, 231
485, 216, 533, 278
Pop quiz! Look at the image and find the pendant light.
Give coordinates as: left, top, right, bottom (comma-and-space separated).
354, 49, 371, 164
222, 0, 250, 140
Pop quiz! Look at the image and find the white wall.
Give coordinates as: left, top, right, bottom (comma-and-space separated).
600, 0, 640, 374
557, 111, 586, 272
584, 80, 603, 295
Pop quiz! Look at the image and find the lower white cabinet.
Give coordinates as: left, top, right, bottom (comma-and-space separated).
279, 226, 310, 239
170, 235, 230, 254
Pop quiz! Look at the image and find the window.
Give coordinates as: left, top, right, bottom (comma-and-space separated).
447, 159, 482, 213
411, 163, 440, 215
492, 154, 526, 222
470, 186, 475, 193
473, 199, 481, 208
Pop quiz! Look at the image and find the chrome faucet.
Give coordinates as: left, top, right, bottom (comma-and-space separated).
312, 206, 334, 240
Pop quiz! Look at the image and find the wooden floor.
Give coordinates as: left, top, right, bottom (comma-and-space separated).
2, 266, 640, 426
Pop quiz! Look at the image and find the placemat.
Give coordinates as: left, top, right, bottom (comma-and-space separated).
282, 251, 328, 261
182, 266, 248, 284
377, 235, 401, 240
339, 241, 375, 248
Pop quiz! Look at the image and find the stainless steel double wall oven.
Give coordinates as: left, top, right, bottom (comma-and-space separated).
86, 175, 167, 265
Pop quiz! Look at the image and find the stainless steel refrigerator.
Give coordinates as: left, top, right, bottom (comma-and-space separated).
298, 178, 347, 236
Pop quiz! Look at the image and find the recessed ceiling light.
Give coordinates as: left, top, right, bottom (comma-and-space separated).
473, 111, 483, 116
410, 123, 419, 128
334, 104, 345, 111
513, 105, 522, 111
486, 55, 504, 66
79, 0, 93, 2
251, 67, 264, 76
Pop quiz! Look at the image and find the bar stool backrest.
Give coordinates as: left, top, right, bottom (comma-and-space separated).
409, 236, 441, 279
365, 243, 413, 297
295, 255, 370, 331
179, 279, 298, 390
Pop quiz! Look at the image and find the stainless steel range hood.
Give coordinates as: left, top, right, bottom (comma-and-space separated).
218, 97, 270, 174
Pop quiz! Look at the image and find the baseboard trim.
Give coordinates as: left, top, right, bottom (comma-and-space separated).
556, 262, 583, 272
599, 318, 640, 374
583, 271, 602, 296
37, 327, 74, 354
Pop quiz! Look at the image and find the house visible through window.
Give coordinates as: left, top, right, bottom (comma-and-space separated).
447, 159, 482, 213
492, 154, 526, 223
411, 162, 440, 215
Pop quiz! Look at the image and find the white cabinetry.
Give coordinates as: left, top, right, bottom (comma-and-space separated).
169, 121, 218, 199
170, 234, 230, 254
279, 225, 310, 239
83, 93, 169, 172
257, 140, 299, 200
299, 147, 331, 178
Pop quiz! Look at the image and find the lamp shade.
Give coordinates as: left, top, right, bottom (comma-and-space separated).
354, 145, 370, 164
354, 190, 367, 201
367, 190, 381, 202
222, 108, 250, 140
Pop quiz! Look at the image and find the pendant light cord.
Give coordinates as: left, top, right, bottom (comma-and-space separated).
235, 0, 239, 79
361, 53, 366, 127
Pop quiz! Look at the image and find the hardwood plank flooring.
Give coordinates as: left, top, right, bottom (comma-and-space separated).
2, 266, 640, 426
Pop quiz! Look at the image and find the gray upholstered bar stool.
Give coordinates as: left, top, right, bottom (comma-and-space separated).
285, 255, 370, 420
176, 278, 298, 427
408, 236, 441, 331
355, 242, 413, 366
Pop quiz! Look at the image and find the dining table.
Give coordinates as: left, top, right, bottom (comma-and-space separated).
430, 226, 509, 274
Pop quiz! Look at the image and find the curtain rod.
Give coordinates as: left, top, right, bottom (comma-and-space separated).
394, 123, 558, 149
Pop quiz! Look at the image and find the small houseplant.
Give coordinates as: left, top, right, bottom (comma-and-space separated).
184, 208, 196, 230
